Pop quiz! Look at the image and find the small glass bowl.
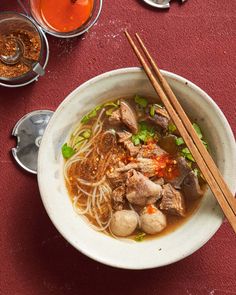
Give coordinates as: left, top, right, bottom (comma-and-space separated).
0, 11, 49, 88
29, 0, 103, 38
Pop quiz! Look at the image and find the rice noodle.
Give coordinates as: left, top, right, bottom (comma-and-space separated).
64, 108, 114, 234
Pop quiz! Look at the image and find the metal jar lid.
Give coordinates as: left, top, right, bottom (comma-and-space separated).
12, 110, 54, 174
142, 0, 187, 9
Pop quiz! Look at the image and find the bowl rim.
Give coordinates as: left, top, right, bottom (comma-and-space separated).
38, 67, 236, 269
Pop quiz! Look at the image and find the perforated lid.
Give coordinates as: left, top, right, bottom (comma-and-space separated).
12, 110, 54, 174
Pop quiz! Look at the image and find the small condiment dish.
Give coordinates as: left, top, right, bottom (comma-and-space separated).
30, 0, 103, 38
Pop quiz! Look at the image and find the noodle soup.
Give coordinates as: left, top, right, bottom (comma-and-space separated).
62, 95, 207, 241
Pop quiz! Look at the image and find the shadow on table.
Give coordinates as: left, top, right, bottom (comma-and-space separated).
8, 183, 210, 295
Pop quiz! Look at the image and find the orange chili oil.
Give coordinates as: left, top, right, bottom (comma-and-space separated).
154, 154, 179, 180
146, 204, 157, 214
39, 0, 94, 32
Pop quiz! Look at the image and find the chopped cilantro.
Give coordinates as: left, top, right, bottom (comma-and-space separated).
131, 121, 156, 145
201, 140, 208, 150
75, 135, 85, 143
82, 129, 91, 139
134, 95, 148, 108
132, 136, 141, 146
81, 105, 102, 124
135, 232, 146, 242
168, 123, 177, 133
192, 123, 203, 139
139, 121, 148, 130
62, 143, 76, 159
193, 168, 200, 177
150, 105, 155, 117
192, 123, 208, 149
175, 137, 184, 146
181, 147, 195, 162
193, 168, 205, 180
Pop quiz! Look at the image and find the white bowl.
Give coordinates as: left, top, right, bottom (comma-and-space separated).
38, 67, 236, 269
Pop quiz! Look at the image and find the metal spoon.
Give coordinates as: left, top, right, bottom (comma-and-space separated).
0, 37, 45, 76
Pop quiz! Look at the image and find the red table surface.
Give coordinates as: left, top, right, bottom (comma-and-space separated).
0, 1, 236, 294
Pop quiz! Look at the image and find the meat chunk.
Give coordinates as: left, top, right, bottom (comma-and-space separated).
110, 210, 138, 237
120, 101, 138, 133
146, 107, 170, 131
108, 109, 122, 125
137, 143, 166, 158
117, 131, 140, 156
182, 171, 204, 200
152, 177, 165, 186
112, 186, 125, 202
117, 130, 132, 142
131, 158, 157, 177
109, 102, 138, 133
158, 134, 179, 154
153, 106, 170, 130
159, 183, 186, 217
156, 106, 170, 119
123, 140, 140, 156
106, 170, 127, 187
112, 186, 126, 202
140, 206, 167, 234
169, 157, 192, 189
111, 185, 126, 211
116, 158, 157, 178
126, 169, 162, 206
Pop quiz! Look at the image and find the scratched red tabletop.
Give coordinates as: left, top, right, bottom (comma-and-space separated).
0, 1, 236, 294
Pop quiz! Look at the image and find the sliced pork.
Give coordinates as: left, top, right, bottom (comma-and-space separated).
107, 170, 127, 187
117, 130, 132, 142
116, 130, 140, 156
159, 183, 186, 217
137, 143, 166, 158
111, 185, 126, 211
126, 169, 162, 206
123, 140, 140, 156
158, 134, 179, 154
146, 106, 170, 131
120, 101, 138, 134
108, 108, 122, 125
116, 158, 157, 178
182, 171, 204, 200
169, 157, 192, 189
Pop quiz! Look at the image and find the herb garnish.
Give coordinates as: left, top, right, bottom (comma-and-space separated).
135, 232, 146, 242
175, 123, 208, 161
175, 137, 184, 146
181, 147, 195, 162
81, 105, 102, 124
62, 143, 76, 159
150, 105, 155, 117
131, 121, 156, 146
168, 123, 177, 133
134, 95, 148, 108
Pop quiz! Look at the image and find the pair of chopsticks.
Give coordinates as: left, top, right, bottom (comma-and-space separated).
124, 31, 236, 233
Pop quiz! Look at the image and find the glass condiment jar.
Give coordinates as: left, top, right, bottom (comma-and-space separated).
29, 0, 103, 38
0, 11, 49, 88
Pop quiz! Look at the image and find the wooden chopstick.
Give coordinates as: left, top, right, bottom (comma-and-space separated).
135, 32, 236, 216
124, 31, 236, 233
